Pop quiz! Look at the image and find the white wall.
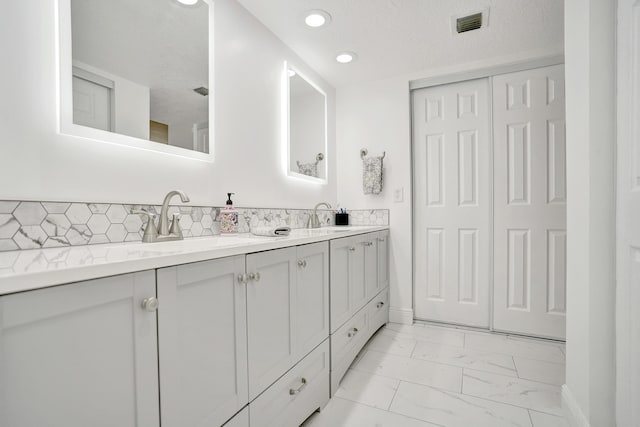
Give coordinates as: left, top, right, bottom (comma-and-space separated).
0, 0, 336, 208
563, 0, 616, 425
336, 48, 564, 323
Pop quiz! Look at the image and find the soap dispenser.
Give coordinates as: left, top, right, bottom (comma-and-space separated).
220, 193, 238, 234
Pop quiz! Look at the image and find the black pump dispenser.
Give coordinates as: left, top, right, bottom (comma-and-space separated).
226, 193, 235, 206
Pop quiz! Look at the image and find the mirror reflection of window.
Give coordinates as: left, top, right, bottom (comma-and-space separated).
70, 0, 209, 153
288, 69, 327, 180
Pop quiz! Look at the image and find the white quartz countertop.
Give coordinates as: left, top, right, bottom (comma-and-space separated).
0, 226, 388, 296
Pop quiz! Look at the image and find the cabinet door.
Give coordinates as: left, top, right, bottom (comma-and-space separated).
349, 236, 368, 318
377, 230, 390, 290
157, 256, 248, 427
329, 236, 352, 332
0, 272, 159, 427
296, 242, 329, 358
246, 247, 297, 400
363, 235, 379, 300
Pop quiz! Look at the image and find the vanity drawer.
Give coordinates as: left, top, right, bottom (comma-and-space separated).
367, 287, 389, 339
249, 339, 329, 427
330, 307, 369, 394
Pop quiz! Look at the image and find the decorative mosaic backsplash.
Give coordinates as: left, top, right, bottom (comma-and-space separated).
0, 201, 389, 252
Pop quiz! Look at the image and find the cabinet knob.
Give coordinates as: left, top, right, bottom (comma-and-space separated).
289, 377, 307, 395
297, 260, 307, 268
378, 238, 386, 242
363, 241, 373, 247
141, 297, 159, 312
238, 274, 249, 284
249, 272, 261, 282
347, 327, 359, 338
376, 301, 385, 309
348, 247, 356, 251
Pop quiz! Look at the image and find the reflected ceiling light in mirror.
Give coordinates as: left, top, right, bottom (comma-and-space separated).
304, 10, 331, 28
177, 0, 198, 5
288, 69, 297, 77
336, 52, 357, 64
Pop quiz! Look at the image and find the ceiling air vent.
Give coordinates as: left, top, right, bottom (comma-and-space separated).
193, 86, 209, 96
456, 12, 483, 33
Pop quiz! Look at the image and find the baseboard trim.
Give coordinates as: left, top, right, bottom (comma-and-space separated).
562, 385, 591, 427
389, 307, 413, 325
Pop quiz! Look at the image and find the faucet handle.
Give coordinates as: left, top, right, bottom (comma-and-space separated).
131, 209, 158, 242
169, 213, 183, 238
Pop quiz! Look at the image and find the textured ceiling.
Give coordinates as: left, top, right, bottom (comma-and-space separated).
237, 0, 564, 87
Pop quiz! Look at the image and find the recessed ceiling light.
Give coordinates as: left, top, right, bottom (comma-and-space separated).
336, 52, 357, 64
304, 10, 331, 28
177, 0, 198, 5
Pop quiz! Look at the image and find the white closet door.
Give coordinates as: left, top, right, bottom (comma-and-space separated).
413, 78, 491, 328
492, 65, 566, 339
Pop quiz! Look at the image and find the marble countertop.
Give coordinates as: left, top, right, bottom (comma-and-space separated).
0, 226, 388, 296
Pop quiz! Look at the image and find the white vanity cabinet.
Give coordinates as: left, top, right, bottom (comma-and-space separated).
0, 271, 160, 427
0, 228, 386, 427
329, 234, 379, 332
156, 256, 248, 427
377, 230, 390, 290
329, 232, 390, 394
246, 242, 329, 400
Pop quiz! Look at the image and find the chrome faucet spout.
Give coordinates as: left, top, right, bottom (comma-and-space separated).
307, 202, 332, 229
158, 190, 190, 236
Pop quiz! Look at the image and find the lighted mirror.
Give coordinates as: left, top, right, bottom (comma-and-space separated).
286, 65, 327, 182
60, 0, 212, 157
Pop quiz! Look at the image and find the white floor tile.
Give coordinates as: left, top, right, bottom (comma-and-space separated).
353, 350, 463, 392
365, 329, 417, 357
335, 369, 400, 410
302, 397, 440, 427
529, 410, 570, 427
385, 323, 465, 347
389, 381, 533, 427
462, 369, 563, 416
412, 340, 518, 377
514, 357, 566, 386
465, 333, 565, 363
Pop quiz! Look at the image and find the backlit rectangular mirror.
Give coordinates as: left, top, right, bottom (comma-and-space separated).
59, 0, 212, 157
285, 64, 328, 183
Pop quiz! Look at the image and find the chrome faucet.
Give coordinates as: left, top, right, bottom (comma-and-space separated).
307, 202, 332, 228
132, 190, 190, 243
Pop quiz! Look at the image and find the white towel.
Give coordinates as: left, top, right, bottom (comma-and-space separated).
251, 226, 291, 237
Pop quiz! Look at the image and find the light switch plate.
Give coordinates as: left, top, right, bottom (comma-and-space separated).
394, 187, 404, 203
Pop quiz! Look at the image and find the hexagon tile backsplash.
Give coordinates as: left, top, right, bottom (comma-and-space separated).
0, 201, 389, 252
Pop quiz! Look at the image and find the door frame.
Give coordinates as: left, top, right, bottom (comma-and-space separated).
409, 54, 565, 329
616, 0, 638, 423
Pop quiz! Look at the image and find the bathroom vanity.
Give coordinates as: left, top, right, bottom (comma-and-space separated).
0, 227, 389, 427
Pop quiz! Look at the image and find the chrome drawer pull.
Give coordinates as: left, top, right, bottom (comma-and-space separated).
289, 378, 307, 395
297, 260, 307, 268
348, 247, 356, 251
376, 301, 385, 309
363, 241, 373, 246
378, 238, 386, 242
347, 327, 359, 338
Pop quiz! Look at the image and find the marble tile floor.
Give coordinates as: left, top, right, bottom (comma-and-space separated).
303, 322, 567, 427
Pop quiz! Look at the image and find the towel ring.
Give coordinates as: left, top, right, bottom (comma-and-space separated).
360, 148, 386, 159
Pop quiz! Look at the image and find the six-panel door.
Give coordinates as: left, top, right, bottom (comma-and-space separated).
157, 255, 248, 427
0, 271, 160, 427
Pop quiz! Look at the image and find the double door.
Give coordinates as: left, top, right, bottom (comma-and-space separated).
412, 64, 567, 339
